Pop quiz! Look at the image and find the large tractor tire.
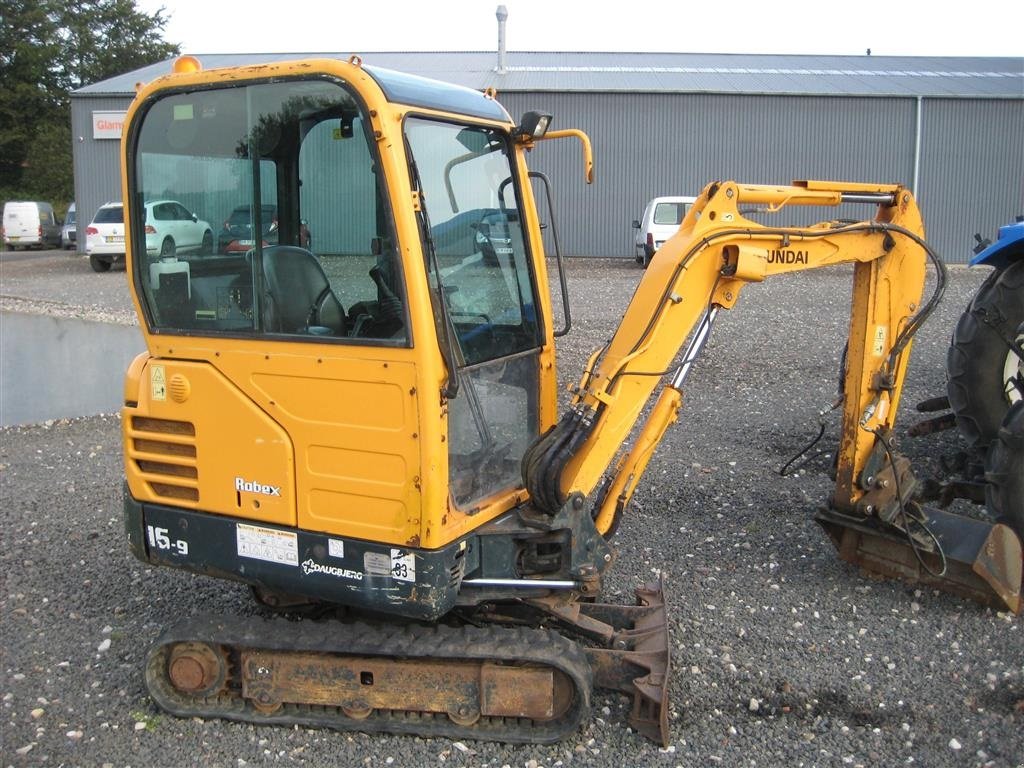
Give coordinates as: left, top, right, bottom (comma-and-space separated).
946, 260, 1024, 453
985, 400, 1024, 539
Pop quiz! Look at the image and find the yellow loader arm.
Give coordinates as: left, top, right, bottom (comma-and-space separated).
523, 179, 1022, 611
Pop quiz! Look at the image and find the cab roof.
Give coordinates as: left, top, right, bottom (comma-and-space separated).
365, 65, 510, 122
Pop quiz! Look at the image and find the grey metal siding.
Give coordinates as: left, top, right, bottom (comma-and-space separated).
71, 87, 1023, 264
500, 92, 916, 256
71, 96, 133, 241
499, 91, 1023, 262
917, 98, 1024, 262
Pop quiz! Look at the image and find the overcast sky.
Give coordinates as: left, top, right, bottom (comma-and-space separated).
138, 0, 1024, 58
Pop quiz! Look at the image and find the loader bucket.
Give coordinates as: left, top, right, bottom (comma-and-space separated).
816, 507, 1022, 614
577, 578, 671, 746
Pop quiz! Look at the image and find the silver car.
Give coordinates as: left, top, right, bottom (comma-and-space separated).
61, 203, 77, 250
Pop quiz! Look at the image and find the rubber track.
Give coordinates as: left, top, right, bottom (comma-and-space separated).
145, 614, 593, 744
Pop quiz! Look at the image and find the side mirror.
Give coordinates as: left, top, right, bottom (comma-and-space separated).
191, 214, 198, 223
631, 220, 641, 229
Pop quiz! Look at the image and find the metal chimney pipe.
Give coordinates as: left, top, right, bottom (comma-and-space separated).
496, 5, 508, 74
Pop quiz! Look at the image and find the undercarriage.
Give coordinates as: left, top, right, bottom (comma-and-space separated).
144, 582, 670, 744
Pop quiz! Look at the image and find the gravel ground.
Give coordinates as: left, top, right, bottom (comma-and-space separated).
1, 251, 1021, 768
0, 250, 136, 325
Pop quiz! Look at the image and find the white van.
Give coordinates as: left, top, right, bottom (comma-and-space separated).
632, 196, 697, 267
3, 201, 62, 250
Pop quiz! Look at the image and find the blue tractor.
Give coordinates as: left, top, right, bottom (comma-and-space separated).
944, 219, 1024, 532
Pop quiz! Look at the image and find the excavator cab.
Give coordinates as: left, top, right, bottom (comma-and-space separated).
125, 66, 559, 598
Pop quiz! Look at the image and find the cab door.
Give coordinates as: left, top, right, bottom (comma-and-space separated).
403, 118, 545, 511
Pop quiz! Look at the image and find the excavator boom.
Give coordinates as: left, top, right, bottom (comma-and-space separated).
524, 179, 1021, 612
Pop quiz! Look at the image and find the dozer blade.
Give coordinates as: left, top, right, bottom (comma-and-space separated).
576, 578, 671, 746
816, 507, 1022, 613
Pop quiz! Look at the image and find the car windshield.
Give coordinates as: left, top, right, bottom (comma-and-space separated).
66, 211, 76, 225
94, 206, 123, 224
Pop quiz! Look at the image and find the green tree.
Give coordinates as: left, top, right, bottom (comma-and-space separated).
0, 0, 179, 207
61, 1, 179, 91
0, 1, 63, 194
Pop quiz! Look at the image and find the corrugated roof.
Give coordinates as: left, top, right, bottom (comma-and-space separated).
74, 51, 1024, 99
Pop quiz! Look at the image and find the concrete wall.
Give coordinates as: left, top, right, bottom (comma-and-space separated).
1, 312, 144, 426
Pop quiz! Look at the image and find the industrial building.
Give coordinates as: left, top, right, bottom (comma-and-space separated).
71, 49, 1023, 262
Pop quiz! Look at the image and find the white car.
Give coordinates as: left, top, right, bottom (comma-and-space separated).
85, 202, 127, 272
86, 200, 213, 272
632, 195, 697, 267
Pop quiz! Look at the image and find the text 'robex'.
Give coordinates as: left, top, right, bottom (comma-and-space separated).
235, 477, 282, 496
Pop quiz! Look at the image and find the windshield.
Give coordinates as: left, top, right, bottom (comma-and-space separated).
131, 78, 406, 343
404, 119, 542, 367
404, 118, 542, 509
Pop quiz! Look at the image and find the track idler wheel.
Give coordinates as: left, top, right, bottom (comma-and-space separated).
166, 642, 227, 698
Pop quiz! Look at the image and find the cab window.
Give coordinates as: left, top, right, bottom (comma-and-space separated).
403, 117, 544, 509
132, 78, 407, 343
403, 118, 542, 367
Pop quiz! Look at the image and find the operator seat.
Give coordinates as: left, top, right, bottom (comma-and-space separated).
260, 246, 345, 334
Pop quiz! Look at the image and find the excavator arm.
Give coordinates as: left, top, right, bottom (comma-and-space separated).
524, 179, 1022, 611
526, 179, 930, 517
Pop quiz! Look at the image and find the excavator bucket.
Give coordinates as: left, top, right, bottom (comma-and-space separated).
816, 507, 1022, 613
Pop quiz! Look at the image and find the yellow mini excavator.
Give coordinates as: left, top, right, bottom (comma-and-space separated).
120, 55, 1023, 746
